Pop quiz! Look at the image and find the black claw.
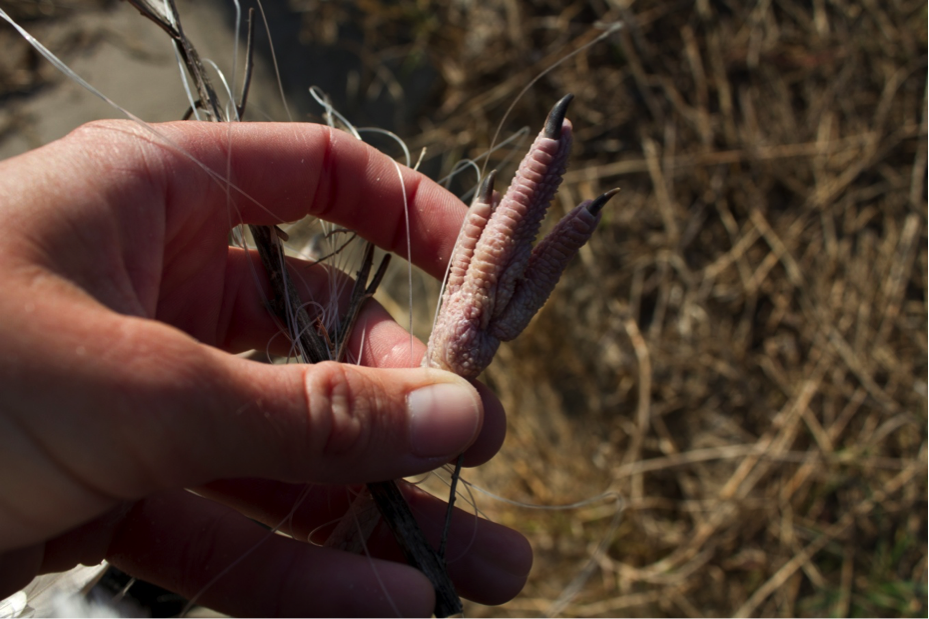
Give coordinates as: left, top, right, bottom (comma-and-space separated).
544, 94, 574, 139
587, 188, 620, 215
476, 170, 497, 204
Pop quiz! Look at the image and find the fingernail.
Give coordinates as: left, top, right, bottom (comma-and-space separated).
408, 383, 481, 458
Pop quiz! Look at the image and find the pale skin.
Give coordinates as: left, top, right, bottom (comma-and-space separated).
0, 120, 532, 616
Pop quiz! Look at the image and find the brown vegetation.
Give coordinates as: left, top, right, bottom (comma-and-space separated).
331, 1, 926, 616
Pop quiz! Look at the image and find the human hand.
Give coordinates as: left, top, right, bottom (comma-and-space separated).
0, 121, 530, 616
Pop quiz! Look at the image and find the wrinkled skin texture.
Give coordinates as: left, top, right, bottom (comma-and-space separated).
0, 121, 531, 617
424, 100, 607, 379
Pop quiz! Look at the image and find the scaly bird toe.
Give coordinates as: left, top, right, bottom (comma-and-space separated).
424, 96, 614, 379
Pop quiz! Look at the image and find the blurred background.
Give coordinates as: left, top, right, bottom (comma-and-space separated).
1, 0, 926, 616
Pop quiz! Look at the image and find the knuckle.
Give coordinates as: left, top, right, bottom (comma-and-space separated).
302, 362, 375, 458
67, 118, 124, 139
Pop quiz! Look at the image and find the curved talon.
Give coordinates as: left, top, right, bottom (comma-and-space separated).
477, 169, 497, 204
587, 188, 621, 215
544, 93, 574, 139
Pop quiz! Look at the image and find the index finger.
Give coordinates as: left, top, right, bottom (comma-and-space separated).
143, 121, 467, 279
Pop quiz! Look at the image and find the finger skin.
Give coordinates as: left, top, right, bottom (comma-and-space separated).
216, 251, 507, 466
0, 120, 502, 542
45, 120, 464, 276
1, 480, 532, 612
21, 491, 437, 617
0, 120, 519, 610
107, 491, 437, 618
196, 478, 533, 606
0, 120, 470, 341
0, 299, 490, 547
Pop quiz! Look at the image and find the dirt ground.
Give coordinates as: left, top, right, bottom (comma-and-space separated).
1, 0, 926, 617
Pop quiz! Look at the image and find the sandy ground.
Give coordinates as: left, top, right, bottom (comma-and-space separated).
1, 1, 270, 159
0, 0, 437, 160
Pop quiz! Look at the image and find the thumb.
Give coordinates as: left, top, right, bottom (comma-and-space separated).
0, 308, 485, 551
204, 354, 485, 484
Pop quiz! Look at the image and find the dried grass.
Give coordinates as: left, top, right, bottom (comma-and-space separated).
326, 1, 927, 616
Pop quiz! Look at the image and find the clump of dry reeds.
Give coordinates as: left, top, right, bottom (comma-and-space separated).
304, 1, 927, 616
